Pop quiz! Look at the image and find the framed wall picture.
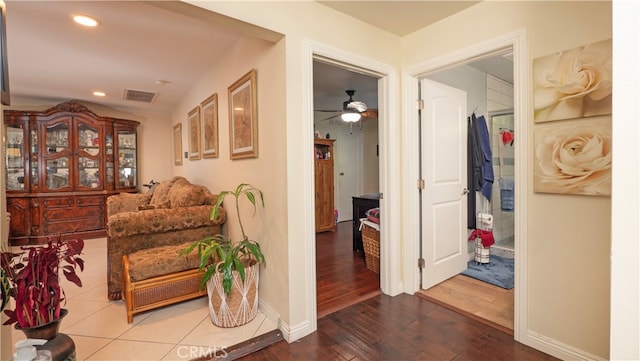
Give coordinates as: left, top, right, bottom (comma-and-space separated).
173, 123, 183, 165
188, 106, 201, 160
533, 117, 611, 196
201, 93, 219, 158
533, 38, 612, 123
228, 69, 258, 159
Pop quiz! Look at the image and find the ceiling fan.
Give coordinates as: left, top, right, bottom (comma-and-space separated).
317, 90, 378, 123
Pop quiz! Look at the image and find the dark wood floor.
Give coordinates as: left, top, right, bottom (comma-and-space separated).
238, 293, 558, 361
226, 220, 556, 361
316, 220, 381, 318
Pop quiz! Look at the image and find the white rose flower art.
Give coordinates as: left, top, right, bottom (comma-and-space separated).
534, 39, 612, 122
534, 120, 611, 195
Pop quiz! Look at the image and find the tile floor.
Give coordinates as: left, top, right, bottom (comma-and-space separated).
8, 237, 278, 360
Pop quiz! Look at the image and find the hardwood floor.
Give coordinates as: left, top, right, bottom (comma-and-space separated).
418, 274, 515, 335
224, 221, 555, 361
238, 293, 558, 361
316, 220, 381, 318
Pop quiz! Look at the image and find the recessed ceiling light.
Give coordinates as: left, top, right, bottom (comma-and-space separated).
73, 14, 100, 27
93, 91, 107, 97
155, 80, 172, 86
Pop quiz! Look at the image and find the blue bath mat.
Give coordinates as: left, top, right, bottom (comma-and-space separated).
461, 255, 514, 289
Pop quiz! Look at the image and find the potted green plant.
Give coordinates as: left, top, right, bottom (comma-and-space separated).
182, 183, 265, 328
0, 237, 84, 340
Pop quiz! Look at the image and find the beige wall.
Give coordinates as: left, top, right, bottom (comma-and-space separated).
402, 1, 611, 358
185, 0, 402, 333
168, 34, 290, 323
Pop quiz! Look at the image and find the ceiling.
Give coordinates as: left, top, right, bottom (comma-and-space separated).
4, 1, 485, 116
318, 1, 481, 36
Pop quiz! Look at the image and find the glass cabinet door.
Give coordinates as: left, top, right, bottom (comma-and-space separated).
77, 122, 102, 189
105, 133, 114, 187
5, 125, 26, 191
117, 129, 137, 188
30, 129, 38, 189
44, 122, 71, 191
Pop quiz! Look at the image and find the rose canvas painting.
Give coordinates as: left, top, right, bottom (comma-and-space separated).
533, 38, 611, 123
534, 117, 611, 196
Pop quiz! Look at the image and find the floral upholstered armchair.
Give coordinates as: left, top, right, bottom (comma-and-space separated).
106, 176, 226, 300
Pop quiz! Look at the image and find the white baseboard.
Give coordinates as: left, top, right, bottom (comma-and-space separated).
258, 298, 314, 343
278, 319, 313, 343
522, 330, 607, 361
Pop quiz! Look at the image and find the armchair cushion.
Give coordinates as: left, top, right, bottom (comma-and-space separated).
127, 241, 201, 282
168, 182, 208, 207
149, 176, 183, 205
137, 201, 170, 211
108, 205, 224, 239
107, 193, 152, 216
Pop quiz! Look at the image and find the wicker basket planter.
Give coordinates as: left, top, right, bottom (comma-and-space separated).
207, 261, 259, 328
361, 222, 380, 274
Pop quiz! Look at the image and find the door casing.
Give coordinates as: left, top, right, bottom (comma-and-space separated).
401, 30, 529, 344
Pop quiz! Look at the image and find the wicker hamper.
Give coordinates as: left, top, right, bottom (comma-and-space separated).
361, 221, 380, 274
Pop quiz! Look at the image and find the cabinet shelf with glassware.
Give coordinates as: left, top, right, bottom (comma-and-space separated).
3, 101, 140, 245
115, 123, 138, 190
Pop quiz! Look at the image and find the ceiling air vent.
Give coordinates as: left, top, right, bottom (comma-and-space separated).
123, 89, 157, 103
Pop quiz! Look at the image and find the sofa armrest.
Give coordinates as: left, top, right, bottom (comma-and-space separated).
107, 205, 226, 239
107, 193, 153, 217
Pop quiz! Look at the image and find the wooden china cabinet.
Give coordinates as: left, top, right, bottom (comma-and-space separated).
314, 138, 335, 233
4, 101, 139, 245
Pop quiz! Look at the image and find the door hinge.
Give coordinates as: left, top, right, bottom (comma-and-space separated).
417, 179, 425, 190
418, 258, 425, 269
417, 99, 424, 110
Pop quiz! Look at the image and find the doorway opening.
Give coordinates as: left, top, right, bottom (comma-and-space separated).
312, 59, 382, 318
416, 47, 518, 333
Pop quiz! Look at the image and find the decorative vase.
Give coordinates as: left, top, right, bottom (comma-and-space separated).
15, 308, 68, 341
207, 262, 259, 328
15, 309, 76, 361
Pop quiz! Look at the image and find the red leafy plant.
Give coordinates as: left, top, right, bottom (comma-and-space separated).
0, 238, 84, 328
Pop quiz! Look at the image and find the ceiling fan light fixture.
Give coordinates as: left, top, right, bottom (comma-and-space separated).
341, 110, 361, 122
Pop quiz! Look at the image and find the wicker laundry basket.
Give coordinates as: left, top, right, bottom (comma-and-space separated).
361, 222, 380, 274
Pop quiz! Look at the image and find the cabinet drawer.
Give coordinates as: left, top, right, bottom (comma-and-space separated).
76, 196, 105, 206
44, 218, 104, 234
43, 197, 73, 207
44, 205, 104, 221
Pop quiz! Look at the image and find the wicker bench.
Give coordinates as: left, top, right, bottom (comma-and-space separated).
121, 242, 207, 323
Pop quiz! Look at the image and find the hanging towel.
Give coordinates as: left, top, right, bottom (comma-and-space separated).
501, 129, 514, 146
467, 116, 482, 229
468, 229, 495, 248
500, 178, 515, 212
475, 115, 494, 201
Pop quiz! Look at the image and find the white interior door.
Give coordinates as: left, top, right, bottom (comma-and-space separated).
334, 126, 362, 222
421, 79, 468, 289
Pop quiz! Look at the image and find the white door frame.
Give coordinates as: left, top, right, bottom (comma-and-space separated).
401, 30, 529, 342
302, 40, 402, 330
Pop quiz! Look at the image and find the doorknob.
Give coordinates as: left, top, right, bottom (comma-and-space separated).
462, 188, 470, 195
